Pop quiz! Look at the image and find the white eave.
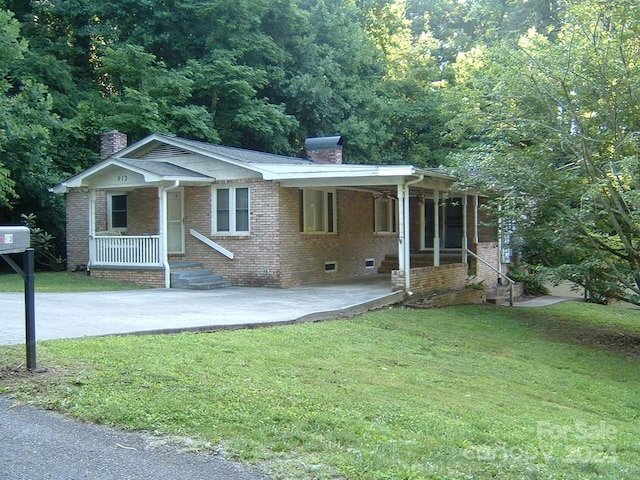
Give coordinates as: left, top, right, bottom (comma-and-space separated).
51, 133, 460, 194
51, 157, 213, 193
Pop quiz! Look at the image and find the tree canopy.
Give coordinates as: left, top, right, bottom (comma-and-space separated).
3, 0, 640, 302
450, 0, 640, 304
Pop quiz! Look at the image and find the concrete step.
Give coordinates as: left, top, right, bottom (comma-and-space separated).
485, 284, 518, 305
186, 278, 233, 290
170, 267, 231, 290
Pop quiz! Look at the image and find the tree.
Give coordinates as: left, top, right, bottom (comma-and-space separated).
0, 10, 59, 212
450, 0, 640, 304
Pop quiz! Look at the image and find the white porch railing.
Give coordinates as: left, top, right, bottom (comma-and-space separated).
91, 235, 162, 267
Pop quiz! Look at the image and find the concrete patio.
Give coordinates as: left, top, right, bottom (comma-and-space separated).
0, 276, 403, 346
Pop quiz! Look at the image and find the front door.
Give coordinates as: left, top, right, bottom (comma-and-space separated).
167, 190, 184, 253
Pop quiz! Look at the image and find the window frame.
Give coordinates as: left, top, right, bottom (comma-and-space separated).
211, 185, 250, 235
299, 188, 337, 234
373, 195, 398, 234
107, 191, 128, 232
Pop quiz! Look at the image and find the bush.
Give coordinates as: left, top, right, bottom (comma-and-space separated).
21, 213, 65, 271
508, 266, 549, 296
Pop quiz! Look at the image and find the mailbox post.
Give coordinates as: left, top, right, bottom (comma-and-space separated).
0, 226, 36, 369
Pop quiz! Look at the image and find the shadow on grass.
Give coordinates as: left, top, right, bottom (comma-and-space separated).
515, 305, 640, 359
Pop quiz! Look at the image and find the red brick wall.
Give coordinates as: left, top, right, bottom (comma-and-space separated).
472, 241, 510, 287
174, 182, 397, 288
90, 268, 164, 287
174, 181, 283, 287
64, 181, 415, 289
100, 130, 128, 160
127, 188, 159, 235
278, 187, 397, 287
306, 149, 342, 164
391, 263, 468, 293
65, 190, 90, 271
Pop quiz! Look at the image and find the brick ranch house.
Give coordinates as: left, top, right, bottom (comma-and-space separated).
52, 131, 511, 294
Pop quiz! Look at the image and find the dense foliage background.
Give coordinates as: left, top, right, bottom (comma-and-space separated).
2, 0, 639, 304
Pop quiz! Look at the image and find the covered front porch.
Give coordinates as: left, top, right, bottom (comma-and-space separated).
279, 168, 506, 294
54, 157, 215, 287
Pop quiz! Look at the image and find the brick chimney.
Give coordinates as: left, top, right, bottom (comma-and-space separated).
100, 130, 128, 160
305, 136, 343, 164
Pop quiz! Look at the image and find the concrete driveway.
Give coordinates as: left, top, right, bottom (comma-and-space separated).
0, 276, 402, 346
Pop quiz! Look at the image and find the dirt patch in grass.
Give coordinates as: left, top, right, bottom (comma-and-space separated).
518, 309, 640, 359
573, 330, 640, 358
0, 362, 70, 395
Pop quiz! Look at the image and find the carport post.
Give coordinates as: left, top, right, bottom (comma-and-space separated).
24, 248, 36, 370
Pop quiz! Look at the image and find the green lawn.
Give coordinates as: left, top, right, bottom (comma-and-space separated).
1, 302, 639, 479
0, 271, 146, 292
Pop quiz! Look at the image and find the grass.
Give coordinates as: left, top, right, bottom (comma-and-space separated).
0, 271, 147, 292
1, 302, 639, 479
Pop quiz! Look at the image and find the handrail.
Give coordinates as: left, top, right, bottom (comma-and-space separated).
190, 229, 234, 260
466, 248, 515, 306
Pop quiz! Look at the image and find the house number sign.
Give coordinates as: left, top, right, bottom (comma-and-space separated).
116, 175, 129, 182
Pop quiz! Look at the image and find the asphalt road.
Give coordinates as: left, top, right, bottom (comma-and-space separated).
0, 396, 268, 480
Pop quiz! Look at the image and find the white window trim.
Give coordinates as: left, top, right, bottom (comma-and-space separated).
211, 185, 250, 236
300, 188, 337, 234
373, 196, 398, 234
107, 191, 128, 232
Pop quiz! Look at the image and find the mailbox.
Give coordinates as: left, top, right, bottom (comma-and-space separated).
0, 226, 30, 254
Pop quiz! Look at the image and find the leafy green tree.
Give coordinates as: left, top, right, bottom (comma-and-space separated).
450, 0, 640, 304
70, 44, 221, 145
0, 10, 59, 219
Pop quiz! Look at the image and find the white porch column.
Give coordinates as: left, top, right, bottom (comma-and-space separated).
159, 185, 170, 288
397, 183, 407, 288
88, 188, 96, 267
497, 204, 504, 284
462, 194, 468, 264
473, 194, 479, 244
403, 185, 412, 292
433, 189, 440, 266
419, 195, 426, 251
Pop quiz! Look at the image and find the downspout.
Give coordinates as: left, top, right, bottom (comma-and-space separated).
402, 174, 424, 294
160, 181, 180, 288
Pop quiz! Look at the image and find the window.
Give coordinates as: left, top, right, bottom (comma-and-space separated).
374, 196, 397, 233
299, 189, 336, 233
212, 186, 250, 234
108, 193, 127, 231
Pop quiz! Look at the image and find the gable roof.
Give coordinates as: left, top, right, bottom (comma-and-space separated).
52, 134, 456, 193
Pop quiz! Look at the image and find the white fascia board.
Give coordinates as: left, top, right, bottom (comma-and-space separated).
414, 167, 456, 182
71, 160, 164, 186
51, 158, 136, 192
53, 159, 210, 192
261, 164, 416, 180
280, 176, 410, 188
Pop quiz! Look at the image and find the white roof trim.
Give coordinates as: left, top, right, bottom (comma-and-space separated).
52, 134, 458, 193
51, 157, 210, 193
